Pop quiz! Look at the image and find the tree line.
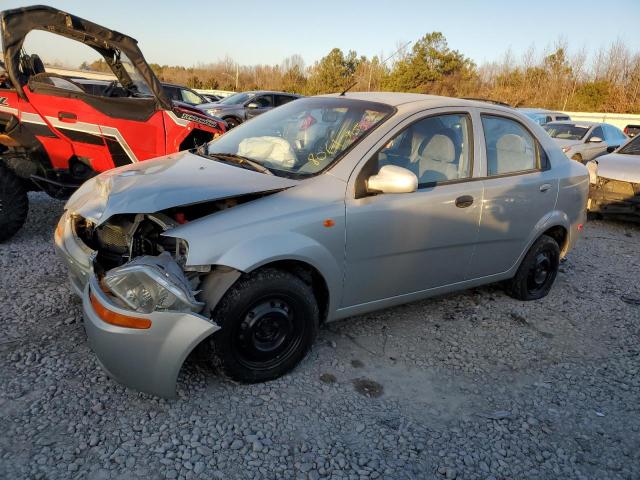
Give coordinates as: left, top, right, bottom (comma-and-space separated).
85, 33, 640, 113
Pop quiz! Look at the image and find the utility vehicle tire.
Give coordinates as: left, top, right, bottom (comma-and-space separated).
223, 117, 240, 129
207, 268, 319, 383
0, 166, 29, 243
505, 234, 560, 301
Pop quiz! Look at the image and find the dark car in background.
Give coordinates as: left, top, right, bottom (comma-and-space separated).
624, 124, 640, 138
197, 90, 302, 128
162, 83, 209, 106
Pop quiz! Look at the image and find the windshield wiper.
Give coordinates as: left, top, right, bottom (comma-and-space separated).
211, 153, 274, 175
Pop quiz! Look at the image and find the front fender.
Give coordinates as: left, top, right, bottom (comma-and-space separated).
215, 232, 343, 317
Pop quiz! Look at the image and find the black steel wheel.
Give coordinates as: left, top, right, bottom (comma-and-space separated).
505, 234, 560, 301
0, 165, 29, 243
205, 268, 319, 382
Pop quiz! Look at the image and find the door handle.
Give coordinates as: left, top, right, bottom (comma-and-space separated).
58, 112, 77, 123
455, 195, 474, 208
539, 183, 552, 192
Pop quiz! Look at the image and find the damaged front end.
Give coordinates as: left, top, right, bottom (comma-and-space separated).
587, 163, 640, 220
55, 207, 244, 397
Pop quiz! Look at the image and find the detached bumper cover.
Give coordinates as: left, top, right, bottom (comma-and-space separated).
589, 178, 640, 218
83, 276, 219, 398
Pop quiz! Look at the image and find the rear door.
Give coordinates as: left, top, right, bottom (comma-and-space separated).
467, 111, 558, 278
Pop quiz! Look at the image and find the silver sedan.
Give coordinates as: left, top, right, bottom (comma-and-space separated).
55, 93, 589, 397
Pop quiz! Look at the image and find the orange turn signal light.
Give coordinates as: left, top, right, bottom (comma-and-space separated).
90, 293, 151, 330
323, 219, 335, 228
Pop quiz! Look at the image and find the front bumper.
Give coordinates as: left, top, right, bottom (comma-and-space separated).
588, 178, 640, 218
54, 211, 95, 296
83, 276, 219, 398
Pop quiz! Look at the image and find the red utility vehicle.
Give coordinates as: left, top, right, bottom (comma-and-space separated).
0, 5, 225, 242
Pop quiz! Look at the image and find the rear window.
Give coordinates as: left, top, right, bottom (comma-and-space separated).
543, 123, 589, 140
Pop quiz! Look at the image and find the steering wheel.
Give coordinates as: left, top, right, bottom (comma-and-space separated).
102, 80, 119, 97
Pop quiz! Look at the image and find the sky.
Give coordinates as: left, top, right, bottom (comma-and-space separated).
2, 0, 639, 69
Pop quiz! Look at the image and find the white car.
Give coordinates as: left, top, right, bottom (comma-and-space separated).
544, 121, 628, 163
586, 135, 640, 219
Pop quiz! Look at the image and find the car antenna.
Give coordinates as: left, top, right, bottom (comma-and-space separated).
339, 80, 359, 97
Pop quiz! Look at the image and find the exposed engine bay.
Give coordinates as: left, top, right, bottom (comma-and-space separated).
70, 196, 260, 314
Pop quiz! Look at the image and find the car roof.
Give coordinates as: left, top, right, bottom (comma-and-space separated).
518, 107, 566, 115
162, 82, 195, 89
243, 90, 302, 96
319, 91, 518, 113
546, 120, 601, 127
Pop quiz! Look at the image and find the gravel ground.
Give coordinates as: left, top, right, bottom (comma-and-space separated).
1, 192, 639, 480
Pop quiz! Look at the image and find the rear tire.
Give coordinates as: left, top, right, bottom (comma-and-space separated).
0, 166, 29, 243
505, 235, 560, 301
206, 268, 319, 383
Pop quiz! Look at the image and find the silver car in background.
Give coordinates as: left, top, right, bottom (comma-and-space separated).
544, 121, 628, 162
55, 93, 589, 397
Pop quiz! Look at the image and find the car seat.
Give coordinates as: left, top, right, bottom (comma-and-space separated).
495, 134, 532, 174
412, 128, 460, 184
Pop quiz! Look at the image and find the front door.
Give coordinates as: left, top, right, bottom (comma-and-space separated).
343, 111, 482, 307
245, 94, 274, 120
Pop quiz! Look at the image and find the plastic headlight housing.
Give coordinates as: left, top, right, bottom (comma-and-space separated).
206, 108, 221, 116
104, 256, 203, 314
562, 146, 571, 153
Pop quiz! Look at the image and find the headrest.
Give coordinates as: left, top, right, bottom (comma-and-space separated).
422, 134, 455, 163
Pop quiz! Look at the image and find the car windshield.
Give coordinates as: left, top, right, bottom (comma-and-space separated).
203, 97, 393, 177
543, 123, 590, 140
618, 135, 640, 155
218, 92, 255, 105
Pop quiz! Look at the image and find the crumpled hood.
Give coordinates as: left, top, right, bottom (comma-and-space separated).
65, 151, 299, 225
593, 153, 640, 183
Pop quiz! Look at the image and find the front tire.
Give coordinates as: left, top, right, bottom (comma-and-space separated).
505, 235, 560, 301
0, 166, 29, 243
223, 117, 240, 129
206, 268, 319, 383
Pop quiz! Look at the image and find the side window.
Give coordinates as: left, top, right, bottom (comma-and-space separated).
375, 113, 473, 186
481, 115, 538, 175
163, 87, 181, 101
275, 95, 295, 107
589, 126, 604, 141
181, 88, 204, 105
252, 95, 273, 108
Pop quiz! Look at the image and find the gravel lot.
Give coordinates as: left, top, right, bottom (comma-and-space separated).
1, 193, 639, 480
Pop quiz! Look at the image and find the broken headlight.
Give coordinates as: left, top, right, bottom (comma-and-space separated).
103, 252, 203, 314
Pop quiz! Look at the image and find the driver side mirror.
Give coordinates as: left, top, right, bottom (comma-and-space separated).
366, 165, 418, 194
588, 136, 603, 143
246, 102, 259, 109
